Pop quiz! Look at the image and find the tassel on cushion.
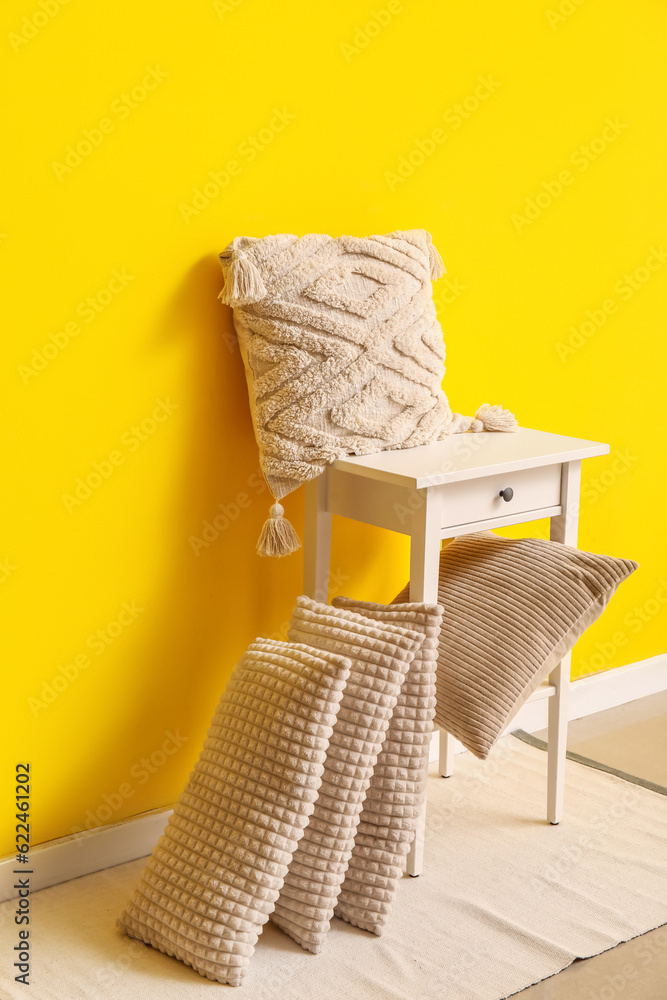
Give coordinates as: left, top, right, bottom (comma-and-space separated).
428, 242, 446, 280
475, 403, 518, 432
451, 404, 519, 434
256, 502, 301, 558
218, 250, 267, 307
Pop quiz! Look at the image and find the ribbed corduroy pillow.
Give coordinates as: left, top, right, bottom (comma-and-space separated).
118, 639, 351, 987
269, 596, 425, 954
395, 532, 638, 760
331, 598, 442, 935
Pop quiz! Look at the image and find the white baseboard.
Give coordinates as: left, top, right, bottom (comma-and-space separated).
0, 808, 172, 903
3, 653, 665, 903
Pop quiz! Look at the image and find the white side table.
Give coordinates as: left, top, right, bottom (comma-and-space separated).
303, 428, 609, 876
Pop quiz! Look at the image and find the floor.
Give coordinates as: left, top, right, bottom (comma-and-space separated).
6, 691, 666, 999
516, 689, 667, 999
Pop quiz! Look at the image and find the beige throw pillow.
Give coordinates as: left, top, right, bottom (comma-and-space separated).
269, 596, 425, 953
118, 639, 351, 987
218, 230, 516, 555
395, 532, 638, 760
331, 598, 442, 935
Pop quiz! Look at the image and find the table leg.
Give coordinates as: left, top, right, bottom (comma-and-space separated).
439, 730, 455, 778
547, 460, 580, 824
406, 490, 441, 877
303, 474, 332, 602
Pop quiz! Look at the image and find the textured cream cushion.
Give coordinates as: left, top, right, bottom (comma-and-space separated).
118, 639, 351, 987
395, 532, 638, 760
331, 598, 443, 935
270, 596, 425, 953
218, 230, 510, 506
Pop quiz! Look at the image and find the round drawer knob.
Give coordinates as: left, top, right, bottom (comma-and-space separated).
499, 487, 514, 502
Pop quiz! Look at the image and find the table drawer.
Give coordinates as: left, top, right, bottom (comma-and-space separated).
440, 464, 562, 529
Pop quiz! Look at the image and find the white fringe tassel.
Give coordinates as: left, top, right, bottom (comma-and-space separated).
218, 251, 267, 307
256, 502, 301, 558
452, 404, 519, 434
428, 242, 446, 280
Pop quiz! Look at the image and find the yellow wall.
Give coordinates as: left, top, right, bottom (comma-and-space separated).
3, 0, 666, 854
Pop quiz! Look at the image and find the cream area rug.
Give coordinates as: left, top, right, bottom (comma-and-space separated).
3, 736, 666, 1000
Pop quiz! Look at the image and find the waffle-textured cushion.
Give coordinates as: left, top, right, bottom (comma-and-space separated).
395, 532, 638, 760
269, 597, 425, 954
331, 598, 442, 935
118, 639, 351, 987
218, 230, 516, 508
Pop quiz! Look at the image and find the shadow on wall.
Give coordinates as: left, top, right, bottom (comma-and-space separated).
129, 254, 395, 726
66, 254, 395, 828
116, 253, 288, 761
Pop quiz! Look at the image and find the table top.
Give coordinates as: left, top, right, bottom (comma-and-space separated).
331, 427, 610, 488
